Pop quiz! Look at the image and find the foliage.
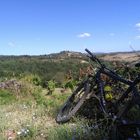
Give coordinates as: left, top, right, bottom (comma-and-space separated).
0, 54, 140, 139
64, 79, 78, 91
21, 74, 41, 86
0, 56, 88, 87
0, 89, 16, 105
47, 80, 56, 94
47, 119, 105, 140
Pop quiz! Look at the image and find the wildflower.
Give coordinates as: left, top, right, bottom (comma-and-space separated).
17, 128, 30, 137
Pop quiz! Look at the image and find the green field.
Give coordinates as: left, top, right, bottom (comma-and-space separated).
0, 53, 139, 139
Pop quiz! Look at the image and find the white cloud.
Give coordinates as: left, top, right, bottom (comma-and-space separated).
136, 23, 140, 27
135, 22, 140, 31
77, 32, 91, 38
8, 41, 16, 47
135, 35, 140, 39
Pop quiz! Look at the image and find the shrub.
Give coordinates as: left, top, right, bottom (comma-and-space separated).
0, 89, 16, 105
21, 74, 41, 86
64, 79, 78, 91
47, 80, 56, 95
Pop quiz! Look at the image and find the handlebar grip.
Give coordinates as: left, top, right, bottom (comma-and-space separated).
85, 48, 104, 68
85, 48, 93, 56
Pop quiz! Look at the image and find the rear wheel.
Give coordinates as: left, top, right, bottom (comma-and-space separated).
56, 78, 91, 123
110, 94, 140, 139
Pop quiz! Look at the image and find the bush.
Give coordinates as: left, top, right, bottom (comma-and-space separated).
0, 89, 16, 105
21, 74, 41, 86
64, 79, 78, 91
47, 80, 56, 95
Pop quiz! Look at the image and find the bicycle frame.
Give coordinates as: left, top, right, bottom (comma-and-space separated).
97, 67, 140, 118
85, 48, 140, 120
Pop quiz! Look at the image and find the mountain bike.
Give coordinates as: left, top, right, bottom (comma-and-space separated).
56, 49, 140, 139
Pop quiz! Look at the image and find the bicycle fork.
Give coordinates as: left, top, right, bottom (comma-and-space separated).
96, 73, 109, 117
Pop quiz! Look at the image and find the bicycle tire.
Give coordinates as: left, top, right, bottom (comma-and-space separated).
56, 79, 91, 123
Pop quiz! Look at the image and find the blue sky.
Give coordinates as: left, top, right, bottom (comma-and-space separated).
0, 0, 140, 55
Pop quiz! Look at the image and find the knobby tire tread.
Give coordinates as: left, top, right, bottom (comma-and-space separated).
56, 80, 90, 123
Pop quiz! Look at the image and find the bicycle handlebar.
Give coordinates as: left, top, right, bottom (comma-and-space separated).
85, 48, 119, 74
85, 48, 94, 57
85, 48, 104, 68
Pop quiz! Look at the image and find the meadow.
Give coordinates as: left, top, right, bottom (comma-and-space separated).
0, 52, 139, 139
0, 79, 106, 140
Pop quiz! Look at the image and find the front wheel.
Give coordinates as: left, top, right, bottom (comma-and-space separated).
56, 79, 91, 123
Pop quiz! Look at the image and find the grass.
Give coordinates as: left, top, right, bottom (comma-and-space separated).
0, 79, 105, 140
0, 102, 107, 140
1, 79, 139, 139
0, 81, 75, 139
0, 102, 57, 139
47, 118, 106, 140
0, 89, 16, 105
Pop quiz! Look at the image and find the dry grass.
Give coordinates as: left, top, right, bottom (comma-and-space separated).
0, 82, 72, 140
0, 102, 58, 139
101, 52, 140, 62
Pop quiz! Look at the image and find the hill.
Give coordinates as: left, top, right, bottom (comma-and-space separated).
0, 50, 139, 63
44, 50, 140, 64
0, 50, 139, 87
100, 51, 140, 63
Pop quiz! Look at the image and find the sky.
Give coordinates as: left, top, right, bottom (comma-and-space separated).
0, 0, 140, 55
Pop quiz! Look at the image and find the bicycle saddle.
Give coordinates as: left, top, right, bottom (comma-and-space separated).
135, 62, 140, 67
